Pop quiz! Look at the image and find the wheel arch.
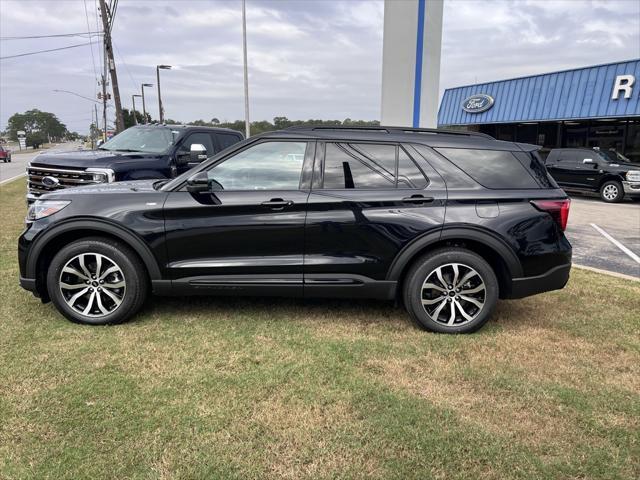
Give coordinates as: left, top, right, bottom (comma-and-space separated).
28, 219, 162, 299
387, 227, 523, 299
598, 174, 625, 189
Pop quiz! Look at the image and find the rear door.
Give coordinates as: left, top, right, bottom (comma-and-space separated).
303, 141, 446, 294
555, 150, 598, 188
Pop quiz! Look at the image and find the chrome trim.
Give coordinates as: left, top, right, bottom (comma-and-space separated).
622, 181, 640, 193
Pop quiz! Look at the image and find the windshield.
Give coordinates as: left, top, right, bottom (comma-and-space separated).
99, 127, 176, 154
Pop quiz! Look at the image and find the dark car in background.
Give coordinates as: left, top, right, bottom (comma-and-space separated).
0, 145, 12, 163
19, 126, 572, 333
545, 147, 640, 202
26, 125, 243, 203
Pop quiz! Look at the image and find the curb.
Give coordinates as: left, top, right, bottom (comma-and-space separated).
573, 264, 640, 282
0, 173, 25, 186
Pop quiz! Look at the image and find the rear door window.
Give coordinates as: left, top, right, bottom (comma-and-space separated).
435, 148, 539, 189
323, 143, 396, 189
215, 132, 242, 151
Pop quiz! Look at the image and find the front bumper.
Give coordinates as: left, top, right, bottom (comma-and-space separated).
622, 181, 640, 197
507, 263, 571, 299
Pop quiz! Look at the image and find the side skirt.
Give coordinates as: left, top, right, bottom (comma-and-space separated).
152, 274, 397, 300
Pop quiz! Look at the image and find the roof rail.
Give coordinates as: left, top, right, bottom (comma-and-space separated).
284, 125, 493, 139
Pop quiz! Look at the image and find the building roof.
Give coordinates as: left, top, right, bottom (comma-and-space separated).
438, 58, 640, 126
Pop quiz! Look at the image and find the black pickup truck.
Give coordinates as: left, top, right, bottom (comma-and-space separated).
545, 148, 640, 202
26, 125, 243, 203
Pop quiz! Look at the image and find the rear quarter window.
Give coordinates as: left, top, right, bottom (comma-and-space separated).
435, 148, 540, 189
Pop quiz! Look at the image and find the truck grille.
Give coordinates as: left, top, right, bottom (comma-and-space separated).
27, 166, 100, 196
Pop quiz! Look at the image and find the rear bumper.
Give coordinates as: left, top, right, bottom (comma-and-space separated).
506, 263, 571, 299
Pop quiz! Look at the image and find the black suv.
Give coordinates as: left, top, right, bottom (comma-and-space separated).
19, 127, 572, 333
545, 148, 640, 202
26, 125, 243, 203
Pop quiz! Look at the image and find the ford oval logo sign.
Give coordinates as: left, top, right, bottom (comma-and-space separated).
41, 176, 60, 188
462, 94, 495, 113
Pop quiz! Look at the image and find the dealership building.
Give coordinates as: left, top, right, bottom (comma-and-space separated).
437, 59, 640, 163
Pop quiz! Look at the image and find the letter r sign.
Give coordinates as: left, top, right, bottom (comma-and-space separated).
611, 74, 635, 100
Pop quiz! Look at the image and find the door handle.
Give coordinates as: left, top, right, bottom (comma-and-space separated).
401, 194, 434, 204
261, 198, 294, 209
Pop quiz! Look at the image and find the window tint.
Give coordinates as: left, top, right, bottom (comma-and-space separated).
397, 148, 428, 189
208, 141, 306, 190
179, 133, 215, 156
216, 133, 241, 151
323, 143, 396, 189
436, 148, 539, 189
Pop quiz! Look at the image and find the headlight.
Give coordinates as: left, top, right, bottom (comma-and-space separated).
86, 167, 115, 183
26, 200, 71, 221
626, 170, 640, 182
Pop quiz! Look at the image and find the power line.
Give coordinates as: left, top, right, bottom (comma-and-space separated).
0, 41, 100, 60
83, 0, 100, 97
0, 32, 102, 40
113, 41, 138, 90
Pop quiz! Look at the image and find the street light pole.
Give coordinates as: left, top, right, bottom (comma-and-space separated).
156, 64, 172, 123
132, 94, 142, 125
141, 83, 153, 124
242, 0, 250, 138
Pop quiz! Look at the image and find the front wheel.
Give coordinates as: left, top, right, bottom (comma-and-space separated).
46, 237, 148, 325
403, 248, 499, 333
600, 180, 624, 203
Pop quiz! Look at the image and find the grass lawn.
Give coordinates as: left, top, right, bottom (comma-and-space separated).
1, 179, 639, 479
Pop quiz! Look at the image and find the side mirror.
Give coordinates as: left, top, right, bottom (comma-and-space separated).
190, 143, 208, 163
186, 171, 209, 193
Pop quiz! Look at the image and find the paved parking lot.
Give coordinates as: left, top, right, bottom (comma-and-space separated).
566, 194, 640, 279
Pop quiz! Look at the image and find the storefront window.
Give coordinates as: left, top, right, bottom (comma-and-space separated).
562, 122, 588, 148
625, 120, 640, 164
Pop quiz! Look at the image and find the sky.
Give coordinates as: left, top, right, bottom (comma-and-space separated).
1, 0, 639, 134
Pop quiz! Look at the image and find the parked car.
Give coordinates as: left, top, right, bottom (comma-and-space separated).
0, 145, 12, 162
19, 126, 572, 333
545, 148, 640, 202
26, 124, 243, 203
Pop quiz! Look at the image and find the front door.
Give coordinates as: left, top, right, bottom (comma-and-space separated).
304, 141, 446, 295
163, 140, 313, 296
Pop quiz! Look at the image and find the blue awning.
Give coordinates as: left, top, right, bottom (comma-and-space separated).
438, 59, 640, 126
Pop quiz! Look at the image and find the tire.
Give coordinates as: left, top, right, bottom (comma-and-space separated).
46, 237, 148, 325
600, 180, 624, 203
403, 248, 499, 334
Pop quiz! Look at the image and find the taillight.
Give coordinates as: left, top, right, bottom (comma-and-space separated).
531, 198, 570, 231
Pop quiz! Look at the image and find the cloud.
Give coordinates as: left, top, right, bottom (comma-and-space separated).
0, 0, 638, 134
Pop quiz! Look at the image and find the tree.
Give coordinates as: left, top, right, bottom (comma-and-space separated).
211, 118, 220, 125
122, 108, 148, 129
6, 109, 68, 142
27, 131, 48, 149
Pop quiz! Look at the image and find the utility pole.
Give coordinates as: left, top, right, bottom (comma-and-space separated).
98, 0, 124, 133
93, 104, 98, 148
100, 74, 107, 142
242, 0, 250, 138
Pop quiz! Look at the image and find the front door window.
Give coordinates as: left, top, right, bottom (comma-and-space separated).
208, 141, 307, 190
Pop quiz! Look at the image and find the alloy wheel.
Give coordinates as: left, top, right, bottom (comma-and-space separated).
602, 184, 618, 201
420, 263, 486, 326
58, 253, 126, 318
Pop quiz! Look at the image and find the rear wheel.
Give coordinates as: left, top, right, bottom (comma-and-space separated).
46, 237, 148, 325
403, 248, 499, 333
600, 180, 624, 203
